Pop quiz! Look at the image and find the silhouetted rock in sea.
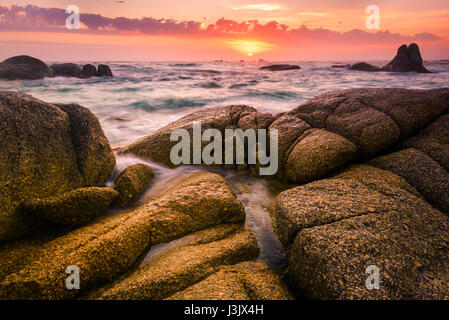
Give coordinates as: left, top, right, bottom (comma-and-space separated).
260, 64, 301, 71
50, 63, 82, 77
0, 55, 53, 80
349, 43, 430, 73
0, 55, 113, 79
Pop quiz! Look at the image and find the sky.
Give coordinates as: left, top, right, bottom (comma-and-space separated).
0, 0, 448, 61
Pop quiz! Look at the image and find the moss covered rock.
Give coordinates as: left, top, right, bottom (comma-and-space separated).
167, 261, 293, 300
22, 187, 119, 225
273, 165, 449, 299
88, 224, 259, 300
284, 129, 357, 184
0, 91, 115, 241
114, 164, 154, 206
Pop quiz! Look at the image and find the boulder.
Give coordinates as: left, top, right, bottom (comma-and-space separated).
114, 164, 155, 207
0, 55, 52, 80
118, 105, 274, 168
402, 114, 449, 172
260, 64, 301, 71
97, 64, 113, 77
87, 224, 259, 300
21, 187, 119, 225
273, 165, 449, 299
284, 129, 357, 184
369, 148, 449, 214
79, 64, 97, 78
167, 261, 293, 300
0, 172, 246, 299
0, 91, 115, 241
382, 43, 430, 73
349, 62, 381, 72
50, 63, 82, 77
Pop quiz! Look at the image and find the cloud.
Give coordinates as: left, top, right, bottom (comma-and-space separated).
232, 3, 284, 11
0, 4, 442, 45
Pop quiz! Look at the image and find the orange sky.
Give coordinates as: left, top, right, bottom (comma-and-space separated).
0, 1, 448, 60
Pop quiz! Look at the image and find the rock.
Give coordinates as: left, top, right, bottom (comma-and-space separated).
348, 62, 381, 72
167, 261, 293, 300
50, 63, 82, 77
21, 187, 119, 225
118, 105, 274, 168
280, 88, 449, 158
402, 114, 449, 172
382, 43, 430, 73
284, 129, 357, 184
369, 148, 449, 214
79, 64, 97, 78
87, 225, 259, 299
260, 64, 301, 71
97, 64, 113, 77
0, 172, 246, 299
0, 91, 115, 241
273, 165, 449, 299
114, 164, 155, 206
0, 55, 52, 80
332, 64, 350, 68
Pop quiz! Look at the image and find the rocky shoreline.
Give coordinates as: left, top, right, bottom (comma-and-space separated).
0, 87, 448, 299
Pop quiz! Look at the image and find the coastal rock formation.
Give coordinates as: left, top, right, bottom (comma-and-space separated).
0, 55, 113, 79
118, 105, 275, 168
348, 43, 429, 73
271, 88, 449, 182
167, 261, 293, 300
260, 64, 301, 71
0, 172, 266, 299
50, 63, 82, 78
0, 55, 53, 80
0, 91, 115, 241
97, 64, 113, 77
21, 187, 119, 225
114, 164, 155, 207
273, 165, 449, 299
382, 43, 429, 73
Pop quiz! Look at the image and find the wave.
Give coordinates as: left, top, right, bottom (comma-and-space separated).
126, 98, 207, 111
170, 63, 199, 67
197, 81, 222, 89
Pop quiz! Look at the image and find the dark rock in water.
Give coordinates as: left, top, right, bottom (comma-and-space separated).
331, 64, 350, 68
80, 64, 97, 78
22, 187, 119, 225
382, 43, 430, 73
348, 62, 381, 72
0, 91, 115, 241
114, 164, 155, 207
50, 63, 82, 77
97, 64, 113, 77
0, 55, 52, 80
260, 64, 301, 71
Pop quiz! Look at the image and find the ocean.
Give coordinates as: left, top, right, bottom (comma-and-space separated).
1, 60, 448, 147
2, 60, 448, 272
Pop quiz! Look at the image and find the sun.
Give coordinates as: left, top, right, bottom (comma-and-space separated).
248, 52, 253, 57
228, 40, 273, 57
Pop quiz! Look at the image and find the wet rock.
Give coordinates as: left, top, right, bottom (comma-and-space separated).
167, 261, 293, 300
97, 64, 113, 77
21, 187, 119, 225
402, 114, 449, 172
260, 64, 301, 71
382, 43, 430, 73
87, 225, 259, 300
0, 91, 115, 241
348, 62, 381, 72
0, 55, 52, 80
50, 63, 82, 77
118, 105, 274, 168
79, 64, 97, 78
114, 164, 155, 206
273, 165, 449, 299
0, 172, 246, 299
369, 148, 449, 214
284, 129, 357, 184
